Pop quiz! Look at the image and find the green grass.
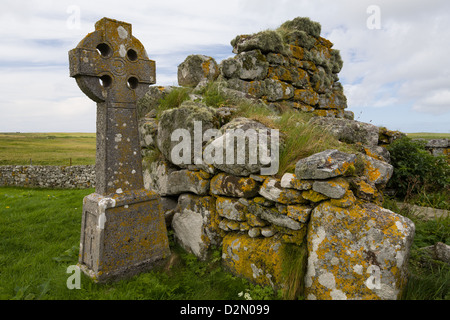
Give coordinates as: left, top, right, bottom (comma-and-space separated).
1, 186, 448, 300
0, 187, 278, 300
383, 199, 450, 300
0, 133, 96, 166
406, 132, 450, 140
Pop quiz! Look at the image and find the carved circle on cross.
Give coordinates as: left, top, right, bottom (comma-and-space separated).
69, 18, 156, 104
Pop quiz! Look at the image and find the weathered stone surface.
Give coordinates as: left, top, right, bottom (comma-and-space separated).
295, 149, 357, 180
360, 154, 394, 185
293, 88, 319, 106
305, 201, 415, 300
225, 78, 266, 98
220, 57, 241, 79
286, 204, 312, 223
231, 30, 286, 54
350, 177, 378, 202
264, 79, 294, 102
143, 157, 176, 194
143, 157, 211, 196
210, 173, 259, 198
137, 86, 172, 119
312, 177, 349, 199
205, 117, 279, 176
177, 54, 219, 88
308, 117, 379, 147
330, 189, 356, 208
317, 91, 347, 110
138, 118, 158, 148
249, 202, 302, 231
235, 49, 269, 80
301, 189, 329, 203
216, 196, 248, 221
259, 177, 305, 204
172, 194, 221, 260
222, 233, 286, 288
280, 173, 312, 191
422, 242, 450, 264
166, 170, 211, 196
156, 101, 218, 167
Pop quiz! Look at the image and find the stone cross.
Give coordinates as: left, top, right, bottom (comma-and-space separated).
69, 18, 170, 282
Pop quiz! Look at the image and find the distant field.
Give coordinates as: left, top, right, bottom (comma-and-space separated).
0, 133, 96, 166
0, 131, 448, 166
406, 132, 450, 140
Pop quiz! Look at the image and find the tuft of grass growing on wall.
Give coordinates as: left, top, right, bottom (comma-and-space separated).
272, 110, 357, 176
281, 242, 308, 300
156, 86, 192, 118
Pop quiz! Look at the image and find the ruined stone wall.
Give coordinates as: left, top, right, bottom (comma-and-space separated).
0, 165, 95, 189
138, 98, 415, 300
136, 16, 417, 300
178, 17, 350, 119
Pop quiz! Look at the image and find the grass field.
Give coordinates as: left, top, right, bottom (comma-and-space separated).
406, 132, 450, 140
0, 133, 96, 166
0, 132, 447, 167
0, 187, 277, 300
0, 186, 448, 300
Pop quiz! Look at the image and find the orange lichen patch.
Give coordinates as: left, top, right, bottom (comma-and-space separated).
302, 189, 329, 203
317, 37, 333, 49
330, 189, 356, 208
222, 233, 286, 288
313, 109, 339, 117
298, 61, 318, 72
289, 45, 304, 60
363, 147, 384, 161
293, 88, 319, 106
267, 66, 293, 82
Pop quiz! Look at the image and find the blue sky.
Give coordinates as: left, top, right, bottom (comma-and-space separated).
1, 0, 449, 133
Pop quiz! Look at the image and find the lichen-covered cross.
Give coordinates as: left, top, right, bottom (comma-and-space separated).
69, 17, 155, 195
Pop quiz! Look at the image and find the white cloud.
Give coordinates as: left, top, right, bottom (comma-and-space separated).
1, 0, 450, 132
413, 90, 450, 115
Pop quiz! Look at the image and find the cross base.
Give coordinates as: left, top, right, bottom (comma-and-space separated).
78, 190, 170, 282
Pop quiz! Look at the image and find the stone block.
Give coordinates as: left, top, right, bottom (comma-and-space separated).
171, 194, 221, 260
295, 149, 357, 180
222, 233, 286, 288
79, 191, 170, 282
305, 201, 415, 300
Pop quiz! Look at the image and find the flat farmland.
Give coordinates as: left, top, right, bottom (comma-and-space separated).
0, 133, 96, 166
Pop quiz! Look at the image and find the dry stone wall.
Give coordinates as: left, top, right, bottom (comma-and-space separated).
0, 165, 95, 189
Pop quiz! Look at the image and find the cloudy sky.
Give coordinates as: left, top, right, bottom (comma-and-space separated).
1, 0, 449, 133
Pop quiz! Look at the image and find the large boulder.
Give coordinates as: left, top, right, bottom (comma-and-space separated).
177, 54, 219, 88
305, 201, 415, 300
